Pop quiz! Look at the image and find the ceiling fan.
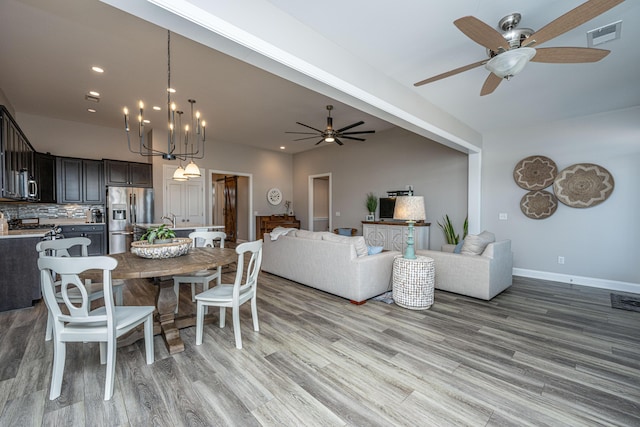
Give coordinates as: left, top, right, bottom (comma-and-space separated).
414, 0, 624, 96
286, 105, 375, 146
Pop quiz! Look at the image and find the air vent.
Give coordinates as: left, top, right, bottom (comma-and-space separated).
587, 20, 622, 47
84, 94, 100, 103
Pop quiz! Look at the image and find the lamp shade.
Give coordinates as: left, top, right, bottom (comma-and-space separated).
393, 196, 426, 221
183, 160, 201, 177
485, 47, 536, 78
172, 165, 188, 181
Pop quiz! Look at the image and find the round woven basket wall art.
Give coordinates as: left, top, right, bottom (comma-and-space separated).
553, 163, 614, 208
520, 190, 558, 219
513, 155, 558, 190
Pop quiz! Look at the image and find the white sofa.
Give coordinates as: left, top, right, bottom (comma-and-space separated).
416, 240, 513, 300
262, 230, 401, 304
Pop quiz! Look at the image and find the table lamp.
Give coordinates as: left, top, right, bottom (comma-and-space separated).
393, 196, 426, 259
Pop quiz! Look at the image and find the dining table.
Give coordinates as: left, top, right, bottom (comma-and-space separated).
106, 247, 237, 354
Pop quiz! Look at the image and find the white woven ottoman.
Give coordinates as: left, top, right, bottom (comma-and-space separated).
392, 255, 435, 310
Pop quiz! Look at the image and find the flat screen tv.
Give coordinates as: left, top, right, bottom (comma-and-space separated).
379, 197, 396, 220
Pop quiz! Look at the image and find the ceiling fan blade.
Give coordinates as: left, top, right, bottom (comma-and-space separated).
480, 73, 503, 96
454, 16, 511, 52
334, 138, 344, 146
341, 136, 366, 141
336, 121, 364, 133
315, 139, 325, 145
531, 47, 610, 63
341, 130, 375, 135
296, 121, 324, 133
523, 0, 624, 47
285, 131, 318, 135
414, 59, 487, 86
294, 136, 322, 141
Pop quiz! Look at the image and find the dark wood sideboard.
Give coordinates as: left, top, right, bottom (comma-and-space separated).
256, 215, 300, 240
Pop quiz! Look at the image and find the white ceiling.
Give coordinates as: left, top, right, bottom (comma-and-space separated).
0, 0, 638, 155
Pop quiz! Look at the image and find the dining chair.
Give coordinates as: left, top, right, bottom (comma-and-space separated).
195, 239, 263, 349
37, 256, 155, 400
172, 231, 226, 314
36, 237, 125, 341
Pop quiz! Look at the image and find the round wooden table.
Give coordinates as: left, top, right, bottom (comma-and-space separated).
108, 247, 237, 354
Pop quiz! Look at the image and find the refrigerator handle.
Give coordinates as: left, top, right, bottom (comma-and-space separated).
132, 193, 137, 224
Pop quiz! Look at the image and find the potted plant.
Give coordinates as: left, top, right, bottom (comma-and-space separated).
139, 224, 176, 244
365, 192, 378, 218
437, 215, 468, 245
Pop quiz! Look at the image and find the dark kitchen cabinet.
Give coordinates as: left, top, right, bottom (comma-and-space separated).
104, 159, 152, 187
61, 224, 107, 255
57, 157, 104, 204
1, 105, 36, 200
34, 152, 56, 203
0, 236, 41, 312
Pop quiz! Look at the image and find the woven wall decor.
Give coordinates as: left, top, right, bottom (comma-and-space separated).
513, 155, 558, 190
553, 163, 614, 208
520, 190, 558, 219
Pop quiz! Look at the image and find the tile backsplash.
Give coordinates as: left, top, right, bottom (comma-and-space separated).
0, 203, 104, 221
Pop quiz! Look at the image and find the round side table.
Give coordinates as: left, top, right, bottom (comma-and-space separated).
392, 255, 435, 310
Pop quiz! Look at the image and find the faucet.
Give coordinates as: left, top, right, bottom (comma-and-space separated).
161, 213, 177, 228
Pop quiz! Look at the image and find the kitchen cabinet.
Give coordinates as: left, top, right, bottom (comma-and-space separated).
164, 172, 205, 226
60, 224, 107, 255
0, 235, 41, 311
57, 157, 104, 204
104, 159, 152, 187
0, 105, 36, 201
34, 152, 56, 203
362, 221, 430, 252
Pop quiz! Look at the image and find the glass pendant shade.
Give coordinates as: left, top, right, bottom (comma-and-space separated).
183, 160, 201, 177
485, 47, 536, 78
172, 165, 188, 181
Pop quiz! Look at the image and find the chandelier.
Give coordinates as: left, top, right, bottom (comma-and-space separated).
123, 30, 206, 180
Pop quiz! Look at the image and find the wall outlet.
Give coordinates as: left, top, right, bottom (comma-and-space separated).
499, 213, 508, 220
335, 211, 340, 217
558, 256, 565, 264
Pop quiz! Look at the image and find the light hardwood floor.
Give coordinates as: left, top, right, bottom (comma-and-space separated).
0, 270, 639, 426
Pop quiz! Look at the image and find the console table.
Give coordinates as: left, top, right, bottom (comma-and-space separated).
256, 215, 300, 240
362, 221, 430, 252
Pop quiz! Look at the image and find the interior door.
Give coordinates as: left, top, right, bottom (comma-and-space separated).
224, 176, 237, 242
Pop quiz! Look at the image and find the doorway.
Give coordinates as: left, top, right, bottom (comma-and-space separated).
308, 173, 331, 232
210, 171, 252, 242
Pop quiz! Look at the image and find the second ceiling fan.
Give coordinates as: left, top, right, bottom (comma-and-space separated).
286, 105, 375, 146
414, 0, 624, 95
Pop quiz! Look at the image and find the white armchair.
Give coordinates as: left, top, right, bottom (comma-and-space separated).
416, 240, 513, 300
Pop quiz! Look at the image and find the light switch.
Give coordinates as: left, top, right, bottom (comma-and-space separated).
336, 211, 341, 217
499, 213, 508, 220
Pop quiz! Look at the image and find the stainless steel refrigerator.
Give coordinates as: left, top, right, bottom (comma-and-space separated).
107, 187, 154, 254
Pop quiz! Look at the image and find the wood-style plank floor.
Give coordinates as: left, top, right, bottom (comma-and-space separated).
0, 269, 639, 426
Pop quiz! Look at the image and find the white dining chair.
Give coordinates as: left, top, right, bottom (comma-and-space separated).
36, 237, 125, 341
38, 256, 155, 400
195, 239, 263, 349
172, 231, 226, 314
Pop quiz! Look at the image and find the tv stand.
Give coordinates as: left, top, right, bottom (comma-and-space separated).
362, 221, 430, 252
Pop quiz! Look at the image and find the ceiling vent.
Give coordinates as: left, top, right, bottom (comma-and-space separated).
84, 94, 100, 103
587, 20, 622, 47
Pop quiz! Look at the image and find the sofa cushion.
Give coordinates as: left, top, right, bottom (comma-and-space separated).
322, 233, 368, 257
294, 229, 324, 240
367, 245, 384, 255
460, 231, 495, 255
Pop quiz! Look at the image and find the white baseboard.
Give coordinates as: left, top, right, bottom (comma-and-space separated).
513, 268, 640, 294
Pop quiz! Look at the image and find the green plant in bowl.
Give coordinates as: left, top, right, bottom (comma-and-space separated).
140, 224, 176, 244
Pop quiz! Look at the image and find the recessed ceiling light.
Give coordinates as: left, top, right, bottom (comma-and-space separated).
167, 87, 176, 93
143, 119, 151, 124
91, 66, 104, 73
153, 106, 161, 111
89, 91, 100, 97
87, 108, 96, 113
280, 146, 286, 150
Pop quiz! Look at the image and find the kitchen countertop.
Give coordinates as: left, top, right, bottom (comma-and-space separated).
0, 230, 48, 239
135, 223, 225, 231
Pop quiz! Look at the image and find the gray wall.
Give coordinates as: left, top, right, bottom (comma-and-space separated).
292, 127, 468, 250
482, 106, 640, 289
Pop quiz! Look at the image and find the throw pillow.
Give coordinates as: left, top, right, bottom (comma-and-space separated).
453, 240, 464, 254
322, 233, 368, 257
460, 231, 495, 255
367, 245, 384, 255
338, 228, 352, 236
295, 229, 324, 240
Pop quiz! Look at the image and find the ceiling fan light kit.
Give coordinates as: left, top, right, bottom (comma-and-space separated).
285, 105, 375, 146
413, 0, 625, 95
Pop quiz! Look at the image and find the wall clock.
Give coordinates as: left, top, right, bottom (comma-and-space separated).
267, 187, 282, 205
